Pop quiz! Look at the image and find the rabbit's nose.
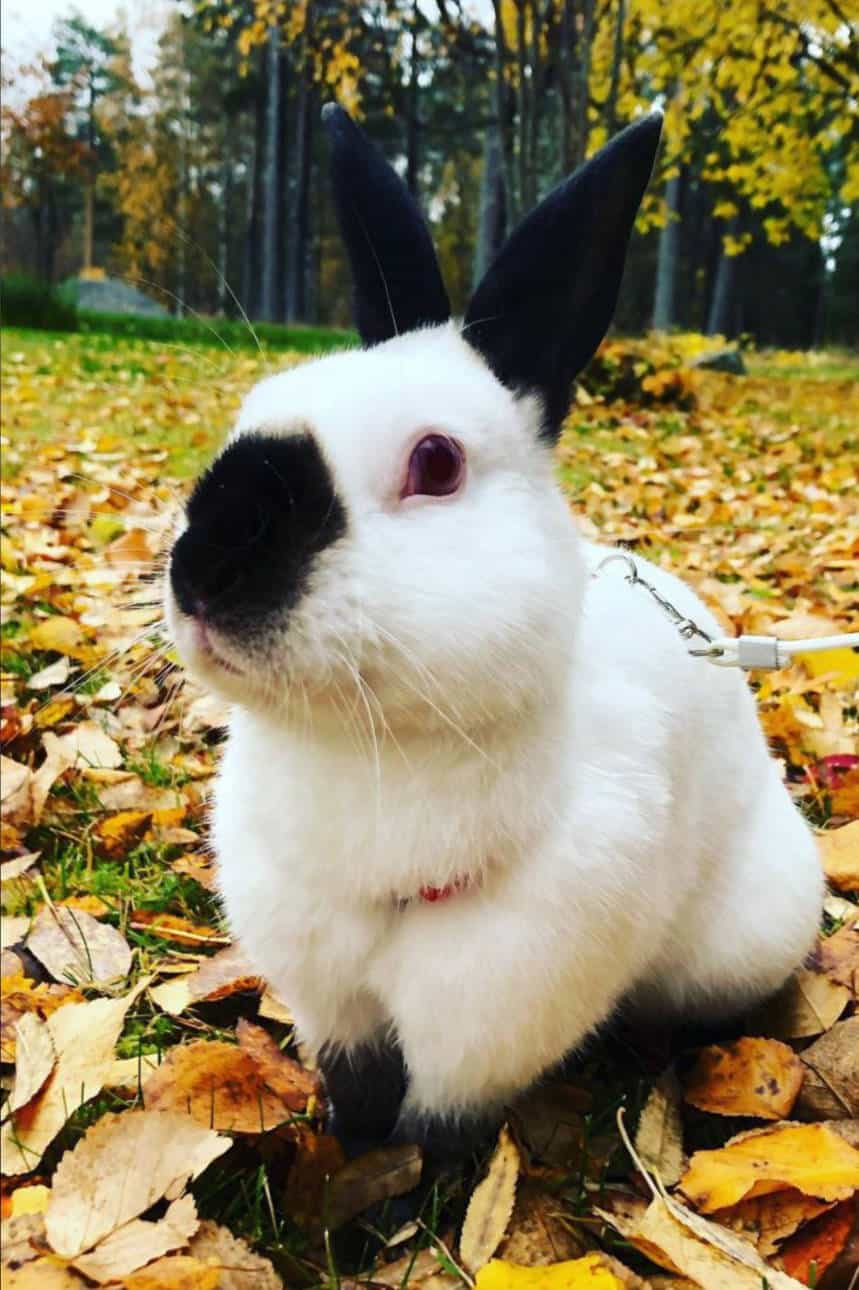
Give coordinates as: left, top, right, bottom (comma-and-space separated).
169, 431, 347, 630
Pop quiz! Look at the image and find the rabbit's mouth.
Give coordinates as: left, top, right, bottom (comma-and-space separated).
189, 616, 245, 677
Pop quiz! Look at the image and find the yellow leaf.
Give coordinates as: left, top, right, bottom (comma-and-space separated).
475, 1253, 630, 1290
679, 1123, 859, 1213
798, 647, 859, 683
29, 617, 86, 659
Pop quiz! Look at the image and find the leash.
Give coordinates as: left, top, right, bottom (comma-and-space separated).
592, 552, 859, 671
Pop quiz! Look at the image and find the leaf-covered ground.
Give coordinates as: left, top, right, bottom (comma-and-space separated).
1, 329, 857, 1289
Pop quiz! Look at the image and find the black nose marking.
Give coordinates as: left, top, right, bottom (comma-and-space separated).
170, 432, 347, 628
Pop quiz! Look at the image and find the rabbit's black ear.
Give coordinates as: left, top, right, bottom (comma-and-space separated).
464, 112, 662, 440
322, 104, 450, 346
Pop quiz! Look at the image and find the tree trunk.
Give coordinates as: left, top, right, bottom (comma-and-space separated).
261, 23, 283, 323
653, 171, 682, 330
217, 113, 232, 317
491, 0, 517, 223
83, 72, 96, 271
515, 1, 528, 214
405, 0, 420, 197
575, 0, 596, 167
605, 0, 627, 136
287, 65, 315, 321
474, 120, 507, 282
707, 222, 740, 336
242, 65, 267, 319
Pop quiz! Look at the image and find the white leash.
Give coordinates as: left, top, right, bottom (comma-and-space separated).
593, 552, 859, 671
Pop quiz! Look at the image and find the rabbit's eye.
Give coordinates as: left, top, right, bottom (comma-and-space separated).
403, 434, 465, 499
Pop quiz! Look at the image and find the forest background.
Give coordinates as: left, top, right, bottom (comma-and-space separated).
2, 0, 858, 348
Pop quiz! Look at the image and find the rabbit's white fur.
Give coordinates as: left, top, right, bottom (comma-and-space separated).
168, 322, 822, 1124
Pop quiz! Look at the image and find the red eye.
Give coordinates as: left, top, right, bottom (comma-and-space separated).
402, 434, 465, 499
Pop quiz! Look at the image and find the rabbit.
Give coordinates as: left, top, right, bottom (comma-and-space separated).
164, 105, 823, 1156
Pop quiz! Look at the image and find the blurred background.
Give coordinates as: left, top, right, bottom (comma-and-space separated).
1, 0, 857, 348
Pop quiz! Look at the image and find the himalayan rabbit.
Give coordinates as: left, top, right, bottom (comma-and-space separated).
165, 105, 822, 1154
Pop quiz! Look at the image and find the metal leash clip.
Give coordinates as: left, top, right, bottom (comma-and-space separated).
591, 551, 715, 651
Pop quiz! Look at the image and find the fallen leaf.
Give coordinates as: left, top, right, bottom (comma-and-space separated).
1, 1212, 46, 1269
498, 1183, 595, 1266
235, 1018, 317, 1109
634, 1071, 686, 1185
0, 852, 41, 883
1, 915, 31, 949
779, 1198, 855, 1285
282, 1128, 346, 1228
47, 722, 122, 770
150, 943, 263, 1016
511, 1082, 589, 1166
170, 851, 218, 891
679, 1122, 859, 1213
26, 658, 71, 691
124, 1256, 221, 1290
142, 1038, 309, 1132
45, 1108, 229, 1257
817, 920, 859, 996
754, 968, 850, 1039
26, 905, 132, 986
345, 1247, 455, 1290
130, 910, 227, 947
795, 1017, 859, 1121
818, 821, 859, 893
93, 810, 153, 858
683, 1037, 804, 1121
710, 1189, 833, 1257
0, 974, 81, 1063
4, 1260, 85, 1287
187, 1219, 284, 1289
257, 988, 293, 1025
8, 1013, 56, 1111
461, 1124, 521, 1272
9, 1186, 51, 1218
71, 1194, 199, 1284
1, 757, 33, 825
28, 617, 85, 658
102, 1052, 161, 1093
1, 981, 146, 1174
474, 1253, 637, 1290
325, 1144, 423, 1229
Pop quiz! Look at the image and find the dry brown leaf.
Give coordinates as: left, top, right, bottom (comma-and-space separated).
44, 1108, 228, 1258
710, 1189, 833, 1258
1, 916, 31, 950
0, 974, 82, 1063
325, 1144, 423, 1229
102, 1052, 161, 1094
170, 851, 218, 891
130, 910, 228, 948
779, 1198, 856, 1284
235, 1018, 318, 1109
683, 1037, 804, 1121
142, 1038, 308, 1132
679, 1122, 859, 1213
634, 1071, 686, 1185
0, 756, 33, 825
511, 1082, 589, 1166
187, 1218, 284, 1289
461, 1124, 521, 1273
283, 1128, 346, 1228
93, 809, 153, 858
46, 722, 122, 770
795, 1017, 859, 1121
0, 852, 41, 883
754, 967, 850, 1039
7, 1012, 56, 1111
26, 905, 132, 986
818, 821, 859, 893
257, 988, 293, 1025
150, 944, 263, 1016
817, 920, 859, 996
346, 1247, 455, 1290
70, 1194, 199, 1284
124, 1255, 221, 1290
1, 1212, 46, 1270
1, 981, 147, 1174
5, 1260, 86, 1287
497, 1183, 595, 1266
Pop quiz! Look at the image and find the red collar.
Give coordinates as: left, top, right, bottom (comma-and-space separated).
397, 875, 475, 909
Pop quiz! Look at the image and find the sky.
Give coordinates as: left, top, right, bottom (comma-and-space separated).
2, 0, 174, 94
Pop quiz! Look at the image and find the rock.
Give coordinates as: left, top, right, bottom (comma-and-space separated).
690, 348, 746, 375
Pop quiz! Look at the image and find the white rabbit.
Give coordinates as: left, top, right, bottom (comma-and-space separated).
165, 106, 822, 1150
